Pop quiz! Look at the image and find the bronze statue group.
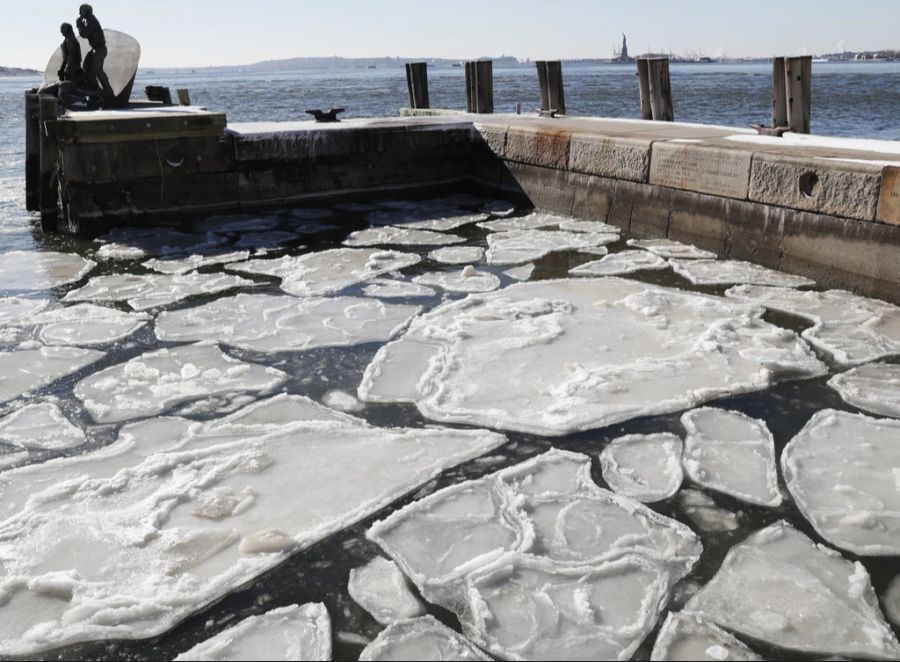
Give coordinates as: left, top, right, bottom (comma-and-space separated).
55, 4, 113, 108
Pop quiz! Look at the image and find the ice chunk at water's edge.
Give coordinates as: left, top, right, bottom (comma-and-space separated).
650, 612, 762, 661
360, 616, 490, 661
599, 433, 684, 503
828, 363, 900, 418
348, 556, 425, 625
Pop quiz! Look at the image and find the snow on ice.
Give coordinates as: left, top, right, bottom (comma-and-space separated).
413, 268, 501, 294
828, 363, 900, 418
74, 343, 287, 423
0, 395, 505, 656
362, 279, 436, 299
681, 408, 783, 508
650, 612, 762, 661
782, 409, 900, 555
359, 278, 826, 436
368, 449, 702, 661
0, 298, 49, 325
570, 250, 669, 276
0, 346, 104, 405
726, 285, 900, 366
0, 251, 94, 292
670, 259, 816, 288
143, 251, 251, 275
344, 227, 466, 248
0, 402, 86, 451
155, 294, 421, 352
486, 230, 619, 265
599, 433, 684, 503
348, 557, 425, 625
627, 239, 717, 260
428, 246, 484, 265
360, 616, 490, 661
685, 521, 900, 659
63, 273, 259, 311
174, 604, 331, 661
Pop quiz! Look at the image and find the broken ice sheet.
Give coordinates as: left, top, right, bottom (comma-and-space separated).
0, 297, 49, 325
63, 272, 259, 311
156, 294, 421, 352
557, 219, 620, 234
782, 409, 900, 555
828, 363, 900, 418
0, 395, 504, 656
677, 489, 740, 532
627, 238, 717, 260
681, 408, 783, 508
362, 279, 436, 299
726, 285, 900, 366
395, 213, 489, 232
344, 226, 466, 248
174, 603, 331, 661
322, 389, 364, 413
503, 263, 535, 281
143, 251, 251, 275
0, 345, 104, 405
96, 229, 228, 260
348, 556, 425, 625
428, 246, 484, 265
0, 402, 86, 451
369, 450, 701, 661
570, 249, 669, 276
670, 259, 816, 288
650, 612, 762, 661
685, 521, 900, 659
486, 229, 619, 265
360, 278, 825, 436
413, 267, 501, 294
228, 248, 421, 297
360, 616, 490, 661
32, 304, 150, 347
477, 211, 577, 233
0, 251, 95, 292
74, 342, 287, 423
599, 433, 684, 503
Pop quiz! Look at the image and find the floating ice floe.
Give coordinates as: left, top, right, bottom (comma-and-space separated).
725, 285, 900, 366
0, 251, 95, 292
0, 402, 86, 451
670, 259, 815, 288
234, 231, 303, 250
348, 557, 425, 625
175, 604, 331, 661
0, 449, 28, 471
0, 395, 504, 656
570, 250, 669, 276
229, 249, 421, 298
677, 489, 739, 532
63, 273, 259, 311
96, 229, 228, 260
75, 343, 287, 423
143, 251, 252, 275
579, 246, 610, 257
156, 294, 420, 353
828, 363, 900, 418
557, 219, 620, 234
344, 227, 466, 248
685, 521, 900, 659
503, 263, 535, 281
477, 211, 574, 233
599, 433, 684, 503
0, 346, 103, 405
362, 279, 436, 299
681, 408, 782, 508
360, 278, 825, 436
360, 616, 489, 661
481, 200, 517, 217
322, 389, 364, 413
369, 450, 702, 661
413, 267, 501, 294
782, 409, 900, 555
627, 238, 717, 260
31, 304, 150, 347
395, 213, 489, 232
486, 230, 619, 265
428, 246, 484, 265
650, 612, 762, 661
0, 297, 49, 325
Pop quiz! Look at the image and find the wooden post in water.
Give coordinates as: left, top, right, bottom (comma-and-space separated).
784, 56, 812, 134
405, 62, 430, 109
772, 57, 788, 128
636, 59, 652, 120
24, 92, 41, 211
465, 60, 493, 114
535, 61, 566, 115
177, 88, 192, 106
38, 95, 59, 232
646, 57, 674, 121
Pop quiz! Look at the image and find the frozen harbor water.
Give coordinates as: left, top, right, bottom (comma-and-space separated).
2, 191, 900, 661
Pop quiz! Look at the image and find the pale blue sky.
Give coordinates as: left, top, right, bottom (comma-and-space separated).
5, 0, 898, 68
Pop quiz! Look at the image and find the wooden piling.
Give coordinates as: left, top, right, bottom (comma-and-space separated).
405, 62, 430, 109
784, 56, 812, 134
772, 57, 788, 128
637, 59, 652, 120
177, 88, 192, 106
25, 92, 41, 211
536, 61, 566, 115
39, 95, 59, 232
646, 58, 674, 122
465, 60, 493, 114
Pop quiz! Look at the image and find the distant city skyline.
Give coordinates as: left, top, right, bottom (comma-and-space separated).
6, 0, 899, 69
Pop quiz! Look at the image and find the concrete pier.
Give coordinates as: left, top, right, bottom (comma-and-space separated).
37, 103, 900, 302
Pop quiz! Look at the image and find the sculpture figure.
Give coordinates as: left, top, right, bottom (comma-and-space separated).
57, 22, 82, 82
77, 4, 114, 102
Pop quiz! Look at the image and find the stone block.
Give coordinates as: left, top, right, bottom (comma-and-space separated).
504, 126, 570, 170
473, 123, 508, 159
877, 166, 900, 226
649, 141, 751, 199
571, 173, 616, 223
568, 134, 651, 183
749, 153, 882, 222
